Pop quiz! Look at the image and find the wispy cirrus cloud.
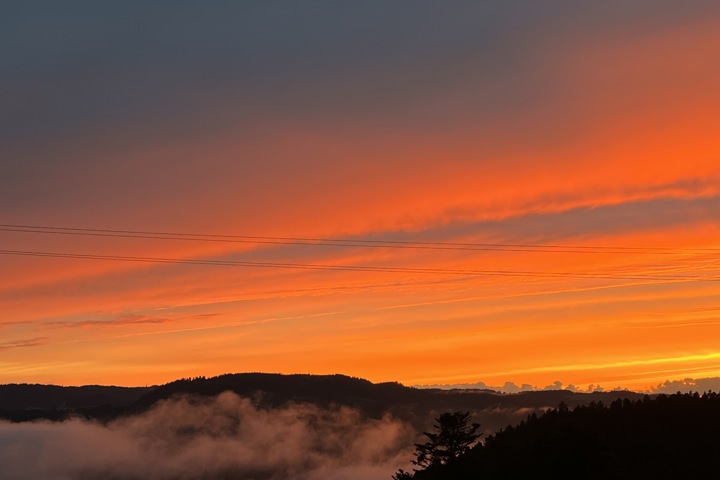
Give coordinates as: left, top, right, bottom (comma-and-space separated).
47, 312, 223, 329
0, 337, 48, 350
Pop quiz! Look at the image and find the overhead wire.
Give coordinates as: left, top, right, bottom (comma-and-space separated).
1, 223, 718, 255
1, 249, 718, 282
2, 223, 719, 284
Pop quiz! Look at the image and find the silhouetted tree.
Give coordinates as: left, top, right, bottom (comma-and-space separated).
393, 411, 481, 478
391, 468, 414, 480
415, 411, 481, 467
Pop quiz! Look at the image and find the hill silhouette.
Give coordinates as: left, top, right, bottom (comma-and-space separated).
0, 384, 153, 410
0, 373, 644, 433
0, 383, 154, 422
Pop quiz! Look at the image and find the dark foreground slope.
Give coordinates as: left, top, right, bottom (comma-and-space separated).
0, 373, 643, 432
405, 391, 720, 479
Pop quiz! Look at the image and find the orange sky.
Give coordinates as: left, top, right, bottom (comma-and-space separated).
2, 2, 720, 391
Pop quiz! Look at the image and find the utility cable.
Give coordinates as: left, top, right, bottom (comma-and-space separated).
1, 249, 718, 282
1, 224, 718, 255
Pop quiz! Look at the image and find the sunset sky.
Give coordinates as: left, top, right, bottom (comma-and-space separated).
2, 1, 720, 391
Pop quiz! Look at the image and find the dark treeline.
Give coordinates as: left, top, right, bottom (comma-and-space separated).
0, 384, 154, 422
0, 384, 153, 410
402, 391, 720, 479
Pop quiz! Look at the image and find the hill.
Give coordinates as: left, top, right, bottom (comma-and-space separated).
0, 373, 644, 433
0, 383, 155, 422
0, 384, 154, 411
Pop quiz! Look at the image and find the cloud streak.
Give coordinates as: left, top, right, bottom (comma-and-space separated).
48, 313, 223, 329
0, 337, 48, 350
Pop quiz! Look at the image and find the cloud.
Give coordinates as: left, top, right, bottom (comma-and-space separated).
416, 380, 539, 393
0, 391, 414, 480
57, 314, 168, 328
46, 312, 223, 329
417, 380, 609, 394
651, 377, 720, 394
0, 321, 25, 330
0, 337, 48, 350
424, 376, 720, 395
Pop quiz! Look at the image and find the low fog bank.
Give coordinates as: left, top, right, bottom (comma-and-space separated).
0, 392, 415, 480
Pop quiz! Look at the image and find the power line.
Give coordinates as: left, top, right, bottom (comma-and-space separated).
0, 223, 717, 255
1, 249, 718, 282
0, 225, 617, 254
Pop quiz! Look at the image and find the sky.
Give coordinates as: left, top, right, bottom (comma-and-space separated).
1, 1, 720, 391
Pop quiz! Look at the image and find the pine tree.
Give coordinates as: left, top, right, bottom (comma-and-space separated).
393, 411, 481, 478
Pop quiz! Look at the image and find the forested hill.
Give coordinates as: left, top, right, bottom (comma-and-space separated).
0, 384, 154, 411
130, 373, 643, 421
0, 373, 644, 431
403, 391, 720, 479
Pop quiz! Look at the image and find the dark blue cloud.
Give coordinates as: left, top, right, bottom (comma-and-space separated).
2, 1, 718, 219
375, 192, 720, 246
5, 0, 716, 146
